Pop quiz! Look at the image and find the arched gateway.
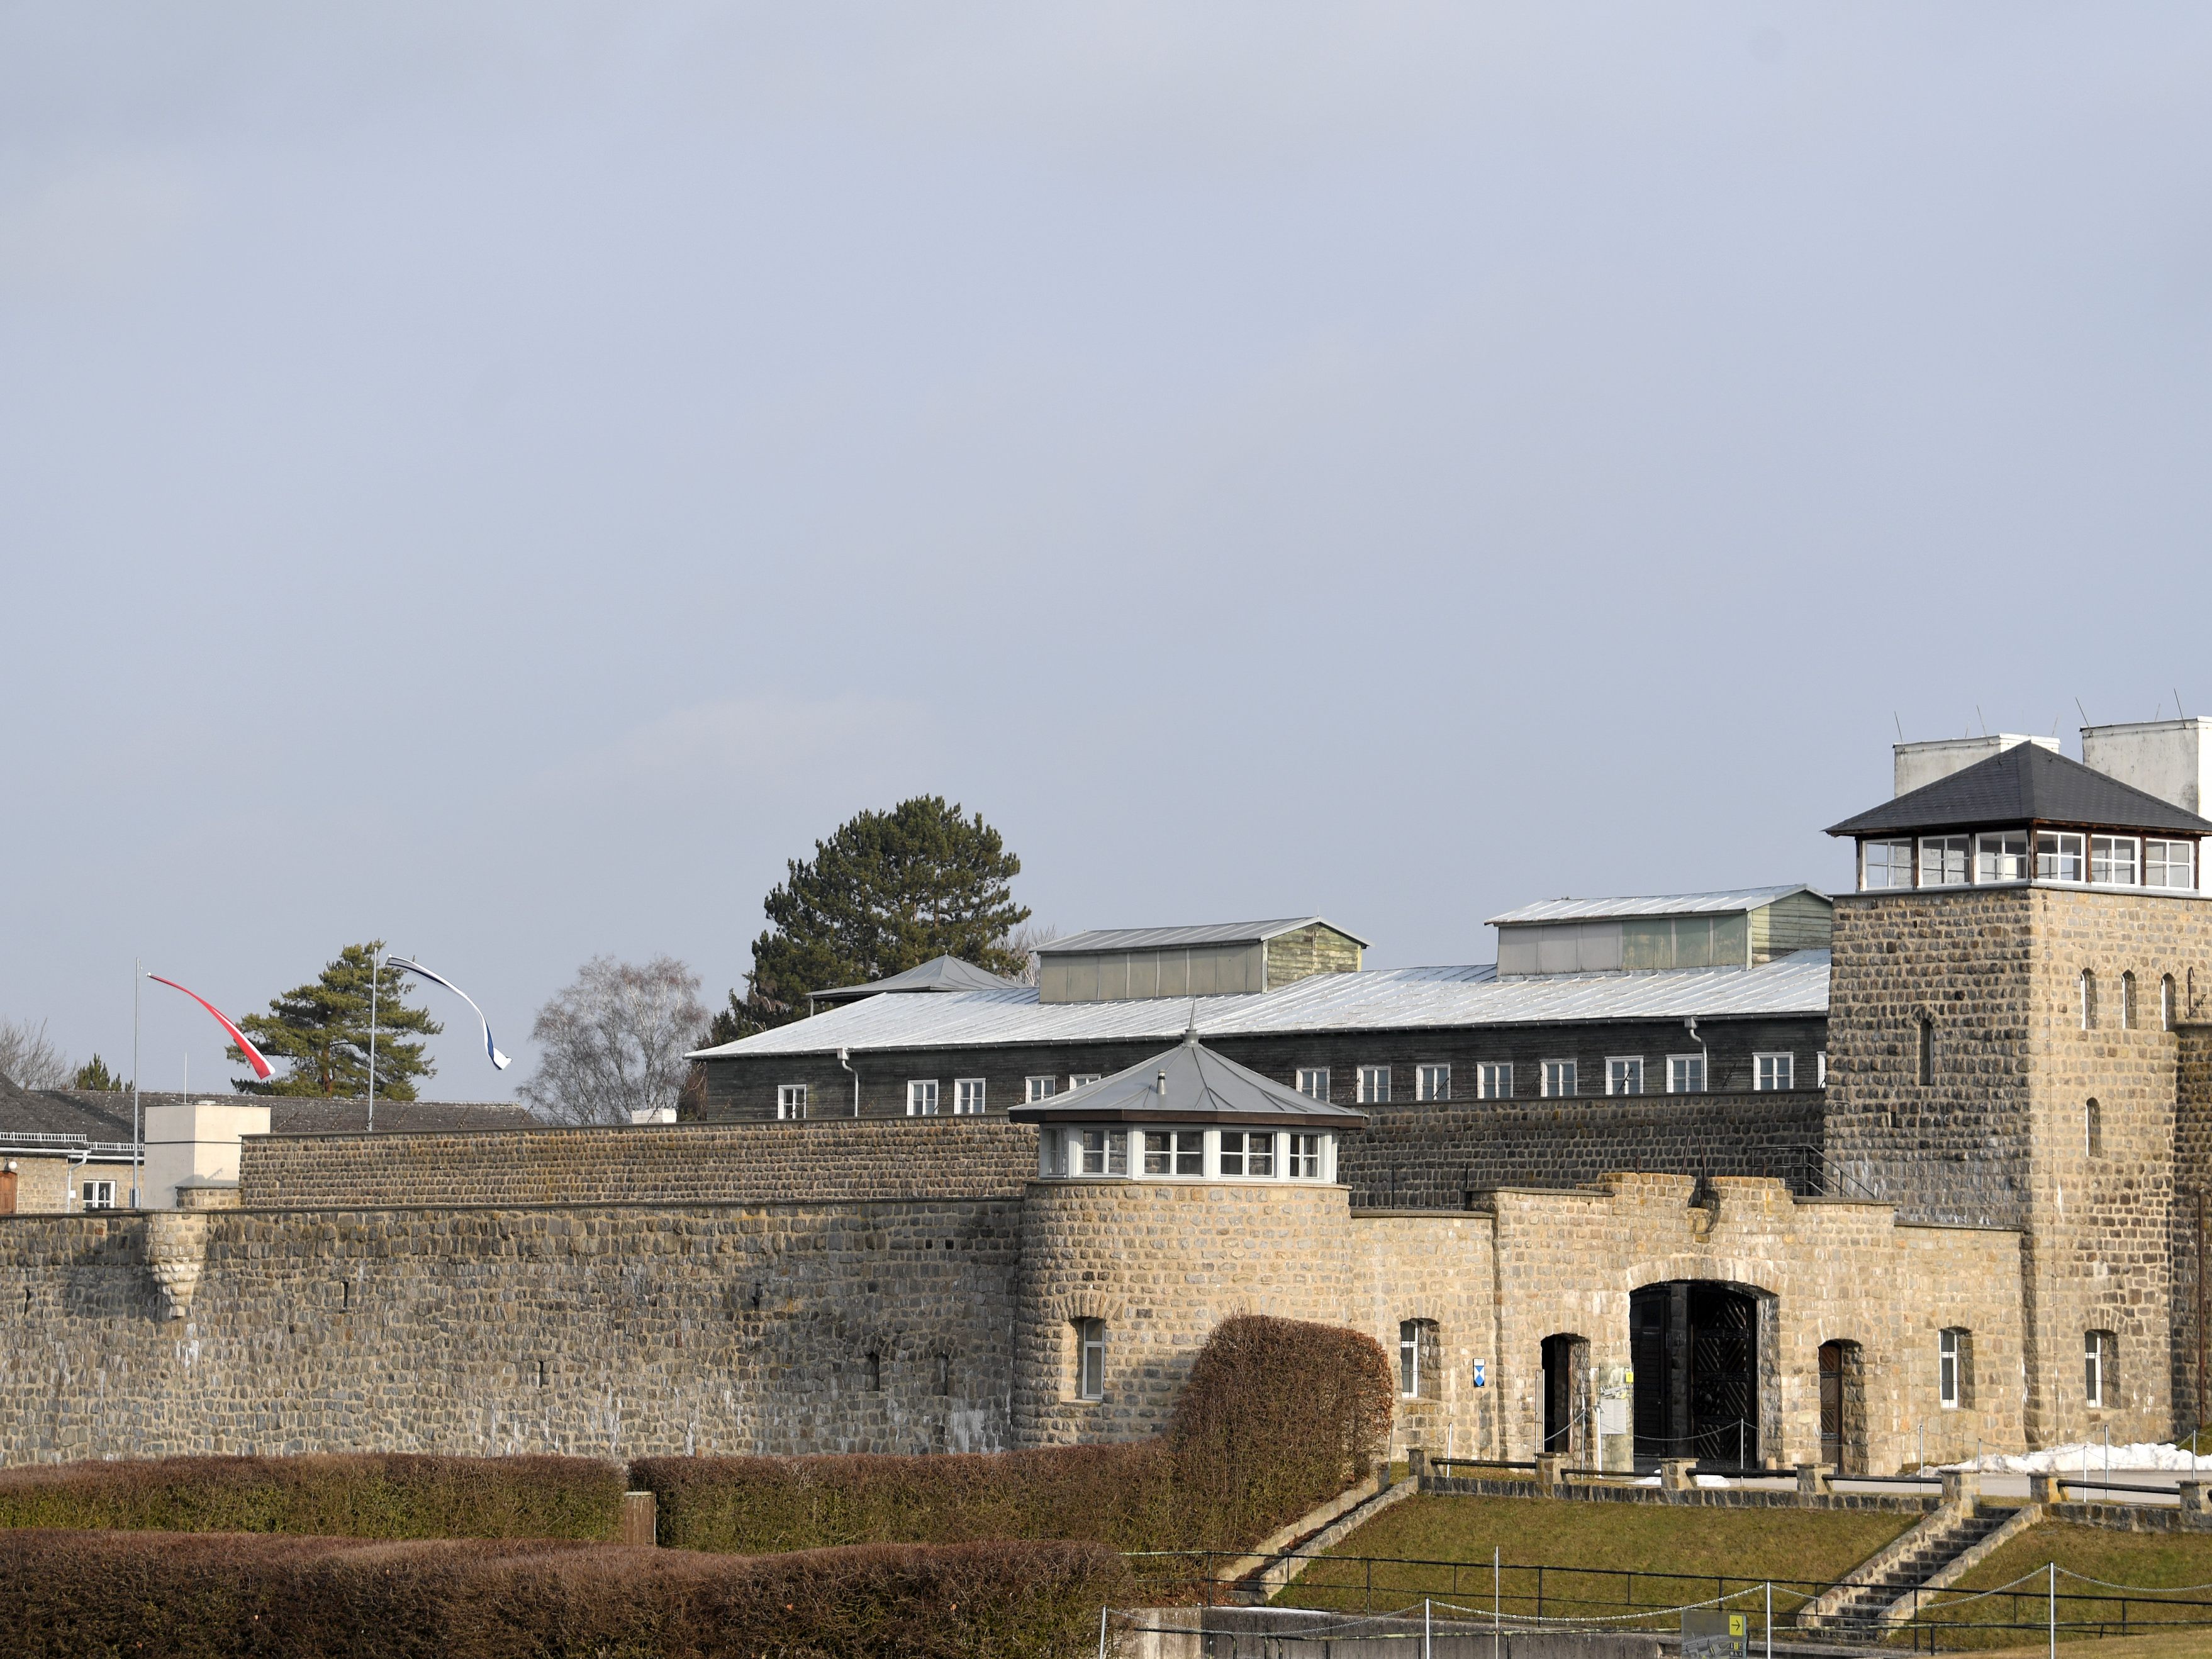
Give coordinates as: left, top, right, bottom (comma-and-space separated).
1630, 1280, 1763, 1468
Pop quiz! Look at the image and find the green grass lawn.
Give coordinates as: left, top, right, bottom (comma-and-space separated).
1271, 1494, 1916, 1625
1903, 1522, 2212, 1650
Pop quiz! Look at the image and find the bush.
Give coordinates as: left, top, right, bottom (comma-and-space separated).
0, 1528, 1129, 1659
639, 1314, 1395, 1556
0, 1453, 625, 1542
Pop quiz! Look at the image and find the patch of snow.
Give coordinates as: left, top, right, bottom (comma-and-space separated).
1937, 1441, 2212, 1473
1693, 1474, 1730, 1487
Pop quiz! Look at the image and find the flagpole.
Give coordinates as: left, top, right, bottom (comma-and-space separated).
131, 962, 141, 1209
367, 947, 377, 1135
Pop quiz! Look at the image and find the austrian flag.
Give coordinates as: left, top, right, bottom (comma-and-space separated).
147, 973, 275, 1081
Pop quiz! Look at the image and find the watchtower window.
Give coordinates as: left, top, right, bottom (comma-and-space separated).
2148, 839, 2198, 890
1918, 835, 1968, 886
2039, 832, 2086, 883
1977, 831, 2030, 883
2092, 836, 2141, 886
1917, 1017, 1933, 1086
1862, 839, 1913, 890
2086, 1098, 2102, 1157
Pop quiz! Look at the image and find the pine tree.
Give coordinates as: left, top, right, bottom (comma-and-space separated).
232, 943, 441, 1098
69, 1055, 129, 1092
710, 797, 1030, 1041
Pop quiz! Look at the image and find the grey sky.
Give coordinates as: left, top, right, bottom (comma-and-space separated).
5, 4, 2209, 1099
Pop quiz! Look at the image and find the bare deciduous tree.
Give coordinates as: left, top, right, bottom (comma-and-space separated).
998, 922, 1061, 988
0, 1018, 72, 1090
519, 957, 708, 1126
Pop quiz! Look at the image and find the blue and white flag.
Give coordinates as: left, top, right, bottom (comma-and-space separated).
388, 956, 511, 1070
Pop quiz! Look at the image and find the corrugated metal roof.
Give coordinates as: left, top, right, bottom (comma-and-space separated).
690, 951, 1829, 1059
1828, 744, 2212, 838
1041, 917, 1371, 953
1487, 886, 1826, 926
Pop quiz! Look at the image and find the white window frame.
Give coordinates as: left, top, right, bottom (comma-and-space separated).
1606, 1057, 1643, 1097
1076, 1318, 1105, 1400
1816, 1051, 1828, 1087
1918, 834, 1969, 888
1754, 1053, 1794, 1092
2038, 830, 2086, 883
1398, 1319, 1439, 1400
1076, 1128, 1128, 1176
1667, 1054, 1706, 1094
1476, 1062, 1512, 1100
1357, 1065, 1392, 1104
2085, 1330, 2110, 1409
906, 1079, 939, 1116
81, 1180, 116, 1210
1219, 1129, 1276, 1178
2148, 839, 2198, 890
776, 1083, 808, 1120
1296, 1067, 1331, 1102
1025, 1076, 1057, 1103
1069, 1073, 1102, 1090
1975, 830, 2030, 883
1938, 1329, 1961, 1410
1540, 1059, 1577, 1098
2091, 835, 2141, 887
1288, 1132, 1324, 1179
1141, 1129, 1204, 1177
954, 1077, 986, 1115
1416, 1063, 1450, 1102
1862, 839, 1913, 890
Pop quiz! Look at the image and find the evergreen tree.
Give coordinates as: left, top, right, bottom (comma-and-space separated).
710, 797, 1030, 1041
232, 943, 440, 1098
69, 1055, 129, 1092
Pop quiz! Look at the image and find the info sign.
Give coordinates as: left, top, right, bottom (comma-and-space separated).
1680, 1611, 1748, 1658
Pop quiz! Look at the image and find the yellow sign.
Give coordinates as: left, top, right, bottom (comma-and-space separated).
1728, 1616, 1746, 1637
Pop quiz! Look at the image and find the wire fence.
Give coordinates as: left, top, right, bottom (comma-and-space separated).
1123, 1550, 2212, 1650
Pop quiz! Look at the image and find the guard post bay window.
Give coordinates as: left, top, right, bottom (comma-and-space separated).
1219, 1130, 1275, 1178
1076, 1129, 1128, 1176
1862, 839, 1913, 890
1074, 1319, 1105, 1401
1541, 1059, 1577, 1098
1476, 1062, 1512, 1100
1142, 1130, 1204, 1176
1357, 1066, 1391, 1104
1668, 1054, 1705, 1094
1976, 831, 2029, 883
1288, 1133, 1323, 1179
2092, 835, 2140, 886
2038, 831, 2086, 883
954, 1078, 986, 1115
1416, 1064, 1450, 1102
906, 1080, 939, 1116
1918, 835, 1968, 887
1606, 1057, 1643, 1097
1755, 1053, 1794, 1092
776, 1084, 808, 1120
1297, 1068, 1330, 1102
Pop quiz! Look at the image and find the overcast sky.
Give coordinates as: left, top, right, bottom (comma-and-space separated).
5, 3, 2209, 1100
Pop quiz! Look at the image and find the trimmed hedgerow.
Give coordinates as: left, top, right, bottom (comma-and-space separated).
639, 1314, 1396, 1556
0, 1528, 1129, 1659
0, 1453, 625, 1541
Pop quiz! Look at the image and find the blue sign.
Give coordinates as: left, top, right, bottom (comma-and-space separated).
1472, 1360, 1487, 1388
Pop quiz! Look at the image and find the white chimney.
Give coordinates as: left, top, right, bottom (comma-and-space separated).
2081, 717, 2212, 815
1894, 734, 2058, 798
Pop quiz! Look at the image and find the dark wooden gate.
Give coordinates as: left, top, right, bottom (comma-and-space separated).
1630, 1280, 1760, 1468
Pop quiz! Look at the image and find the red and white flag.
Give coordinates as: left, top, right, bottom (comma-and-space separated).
147, 974, 275, 1081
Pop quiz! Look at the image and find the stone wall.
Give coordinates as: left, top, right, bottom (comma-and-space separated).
2173, 1023, 2212, 1433
1340, 1092, 1826, 1210
237, 1119, 1039, 1210
0, 1198, 1020, 1464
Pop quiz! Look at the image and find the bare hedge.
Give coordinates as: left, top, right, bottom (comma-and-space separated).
639, 1314, 1396, 1555
0, 1528, 1129, 1659
0, 1453, 624, 1541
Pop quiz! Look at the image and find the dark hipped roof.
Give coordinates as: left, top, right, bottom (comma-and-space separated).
1826, 744, 2212, 839
1006, 1029, 1368, 1129
810, 955, 1018, 1006
0, 1088, 533, 1142
1041, 918, 1372, 954
0, 1078, 133, 1144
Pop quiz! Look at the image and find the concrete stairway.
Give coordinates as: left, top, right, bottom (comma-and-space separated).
1798, 1483, 2042, 1643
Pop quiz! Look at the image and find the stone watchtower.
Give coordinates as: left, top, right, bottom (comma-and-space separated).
1825, 730, 2212, 1448
1003, 1028, 1367, 1447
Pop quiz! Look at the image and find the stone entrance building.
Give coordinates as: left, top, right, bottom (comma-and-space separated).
1, 720, 2209, 1473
